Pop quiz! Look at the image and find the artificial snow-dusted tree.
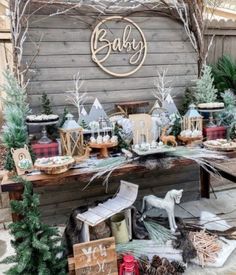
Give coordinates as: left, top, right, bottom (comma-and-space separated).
1, 71, 31, 171
194, 65, 218, 104
3, 177, 66, 275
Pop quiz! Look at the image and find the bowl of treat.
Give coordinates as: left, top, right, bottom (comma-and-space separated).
34, 156, 75, 174
204, 139, 236, 152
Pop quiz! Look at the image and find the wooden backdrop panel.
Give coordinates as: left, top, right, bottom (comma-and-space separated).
23, 13, 198, 114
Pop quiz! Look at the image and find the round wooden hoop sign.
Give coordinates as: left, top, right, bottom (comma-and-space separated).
91, 16, 147, 77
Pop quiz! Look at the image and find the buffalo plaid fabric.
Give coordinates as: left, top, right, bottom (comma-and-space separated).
203, 126, 227, 140
31, 141, 59, 158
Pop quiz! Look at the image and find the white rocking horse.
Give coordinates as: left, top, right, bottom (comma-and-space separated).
141, 189, 183, 233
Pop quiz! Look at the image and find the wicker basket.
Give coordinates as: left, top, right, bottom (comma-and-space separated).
34, 158, 75, 174
203, 141, 236, 152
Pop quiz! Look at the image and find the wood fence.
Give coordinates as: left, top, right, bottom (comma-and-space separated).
0, 1, 11, 127
206, 19, 236, 64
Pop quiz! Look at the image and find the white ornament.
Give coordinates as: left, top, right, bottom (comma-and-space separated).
103, 135, 110, 143
183, 129, 192, 137
97, 135, 103, 144
151, 140, 157, 148
192, 129, 202, 137
134, 144, 140, 149
111, 135, 118, 143
140, 143, 149, 151
90, 136, 96, 144
141, 189, 183, 233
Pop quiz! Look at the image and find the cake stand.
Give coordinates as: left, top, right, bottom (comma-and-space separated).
198, 108, 224, 127
26, 120, 58, 144
89, 142, 118, 158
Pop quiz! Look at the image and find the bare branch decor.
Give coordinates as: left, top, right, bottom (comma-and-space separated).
66, 72, 88, 121
153, 69, 173, 108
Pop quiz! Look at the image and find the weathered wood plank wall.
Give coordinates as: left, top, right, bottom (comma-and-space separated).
206, 20, 236, 64
23, 14, 198, 115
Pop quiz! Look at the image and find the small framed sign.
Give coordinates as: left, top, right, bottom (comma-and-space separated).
73, 237, 117, 275
11, 145, 33, 175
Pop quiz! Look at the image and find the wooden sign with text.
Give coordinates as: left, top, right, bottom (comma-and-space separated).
73, 237, 118, 275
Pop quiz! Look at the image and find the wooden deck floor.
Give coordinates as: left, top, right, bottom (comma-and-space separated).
176, 185, 236, 227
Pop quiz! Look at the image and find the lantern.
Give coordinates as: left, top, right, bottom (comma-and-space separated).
59, 113, 84, 156
119, 255, 140, 275
181, 104, 203, 137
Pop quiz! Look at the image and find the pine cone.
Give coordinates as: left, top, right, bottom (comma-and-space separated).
161, 257, 170, 267
167, 263, 176, 274
156, 265, 168, 275
171, 261, 186, 273
151, 255, 162, 268
139, 255, 150, 273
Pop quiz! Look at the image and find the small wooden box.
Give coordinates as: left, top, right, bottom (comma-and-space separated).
203, 126, 227, 140
31, 141, 59, 158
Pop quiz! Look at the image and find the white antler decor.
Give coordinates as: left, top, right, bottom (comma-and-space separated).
141, 189, 183, 233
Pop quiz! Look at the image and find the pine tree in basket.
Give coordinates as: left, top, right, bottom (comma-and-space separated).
1, 71, 31, 171
194, 65, 218, 104
2, 177, 66, 275
41, 92, 53, 115
41, 93, 58, 139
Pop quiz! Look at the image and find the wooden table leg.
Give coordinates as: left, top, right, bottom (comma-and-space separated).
9, 190, 23, 221
200, 167, 210, 198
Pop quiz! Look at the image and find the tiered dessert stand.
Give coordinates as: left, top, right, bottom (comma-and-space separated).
198, 108, 224, 127
26, 120, 58, 144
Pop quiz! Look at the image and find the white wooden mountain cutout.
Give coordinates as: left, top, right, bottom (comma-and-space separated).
162, 94, 179, 116
88, 98, 108, 122
78, 107, 89, 125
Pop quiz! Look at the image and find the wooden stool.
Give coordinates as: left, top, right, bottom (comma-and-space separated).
115, 100, 149, 115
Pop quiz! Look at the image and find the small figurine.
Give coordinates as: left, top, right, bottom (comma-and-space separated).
141, 189, 183, 233
160, 127, 177, 146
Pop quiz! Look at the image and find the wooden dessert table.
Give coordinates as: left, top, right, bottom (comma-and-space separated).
200, 152, 236, 198
1, 156, 203, 223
